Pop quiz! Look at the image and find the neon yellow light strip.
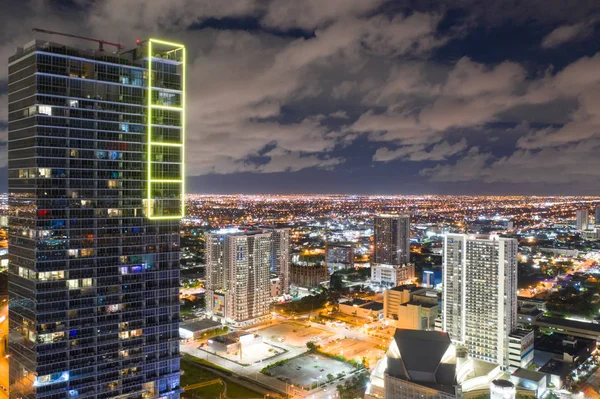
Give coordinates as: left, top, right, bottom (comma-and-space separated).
149, 142, 182, 147
146, 39, 185, 220
151, 179, 183, 183
147, 40, 153, 218
149, 38, 185, 48
150, 104, 182, 111
181, 45, 186, 218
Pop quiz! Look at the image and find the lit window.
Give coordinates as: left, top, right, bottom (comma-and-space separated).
38, 105, 52, 115
67, 280, 79, 290
69, 100, 79, 107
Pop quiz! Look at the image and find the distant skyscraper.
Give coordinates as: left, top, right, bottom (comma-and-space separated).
596, 206, 600, 226
206, 230, 272, 327
442, 234, 518, 367
576, 209, 589, 231
267, 228, 290, 294
8, 38, 184, 398
374, 214, 411, 265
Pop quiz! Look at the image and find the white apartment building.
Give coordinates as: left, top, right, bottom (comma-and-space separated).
442, 234, 518, 368
206, 229, 273, 327
371, 263, 415, 286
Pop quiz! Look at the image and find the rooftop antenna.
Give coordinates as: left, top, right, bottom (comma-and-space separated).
32, 28, 125, 52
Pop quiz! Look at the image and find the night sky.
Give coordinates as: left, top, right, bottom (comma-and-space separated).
1, 0, 600, 194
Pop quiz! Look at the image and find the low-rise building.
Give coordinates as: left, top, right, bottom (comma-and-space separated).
534, 316, 600, 341
510, 368, 547, 398
371, 264, 416, 286
517, 305, 544, 328
517, 297, 547, 312
508, 329, 534, 370
339, 298, 384, 320
383, 285, 423, 319
179, 319, 223, 340
384, 285, 439, 330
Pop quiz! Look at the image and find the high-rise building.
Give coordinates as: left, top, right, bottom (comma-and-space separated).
8, 37, 184, 398
595, 206, 600, 226
374, 214, 411, 265
576, 209, 589, 231
267, 228, 290, 294
442, 234, 518, 368
205, 230, 272, 327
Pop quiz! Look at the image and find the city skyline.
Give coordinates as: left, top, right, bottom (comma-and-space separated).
2, 1, 600, 195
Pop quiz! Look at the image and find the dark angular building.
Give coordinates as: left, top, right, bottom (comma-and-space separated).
7, 37, 185, 399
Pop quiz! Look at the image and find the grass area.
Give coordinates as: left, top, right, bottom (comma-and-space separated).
181, 355, 263, 399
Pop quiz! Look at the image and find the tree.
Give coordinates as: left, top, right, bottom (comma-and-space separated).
306, 341, 320, 352
330, 273, 344, 291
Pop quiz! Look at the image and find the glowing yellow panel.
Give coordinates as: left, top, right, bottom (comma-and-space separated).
146, 39, 185, 220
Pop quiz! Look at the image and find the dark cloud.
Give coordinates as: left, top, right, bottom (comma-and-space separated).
1, 0, 599, 193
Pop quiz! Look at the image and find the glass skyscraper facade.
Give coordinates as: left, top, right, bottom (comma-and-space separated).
7, 38, 184, 399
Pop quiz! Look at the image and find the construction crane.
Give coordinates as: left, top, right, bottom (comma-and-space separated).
32, 28, 124, 52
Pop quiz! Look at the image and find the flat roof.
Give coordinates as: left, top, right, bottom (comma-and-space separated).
512, 368, 545, 382
362, 302, 384, 311
390, 285, 421, 292
509, 329, 534, 339
536, 316, 600, 333
181, 318, 222, 332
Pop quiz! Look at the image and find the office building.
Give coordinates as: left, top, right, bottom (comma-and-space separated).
595, 206, 600, 226
371, 264, 415, 286
576, 209, 589, 231
374, 214, 411, 265
205, 230, 272, 327
442, 234, 518, 368
8, 37, 184, 399
267, 228, 290, 294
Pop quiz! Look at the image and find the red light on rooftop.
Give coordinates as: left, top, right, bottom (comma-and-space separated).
136, 39, 141, 45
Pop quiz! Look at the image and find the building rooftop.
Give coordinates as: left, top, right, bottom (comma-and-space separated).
509, 329, 534, 339
387, 329, 456, 394
511, 367, 545, 382
181, 318, 222, 332
361, 302, 384, 311
536, 316, 600, 333
539, 359, 568, 376
389, 284, 421, 292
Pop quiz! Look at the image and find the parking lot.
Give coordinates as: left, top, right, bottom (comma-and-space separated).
321, 337, 384, 368
258, 321, 334, 348
264, 353, 355, 390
